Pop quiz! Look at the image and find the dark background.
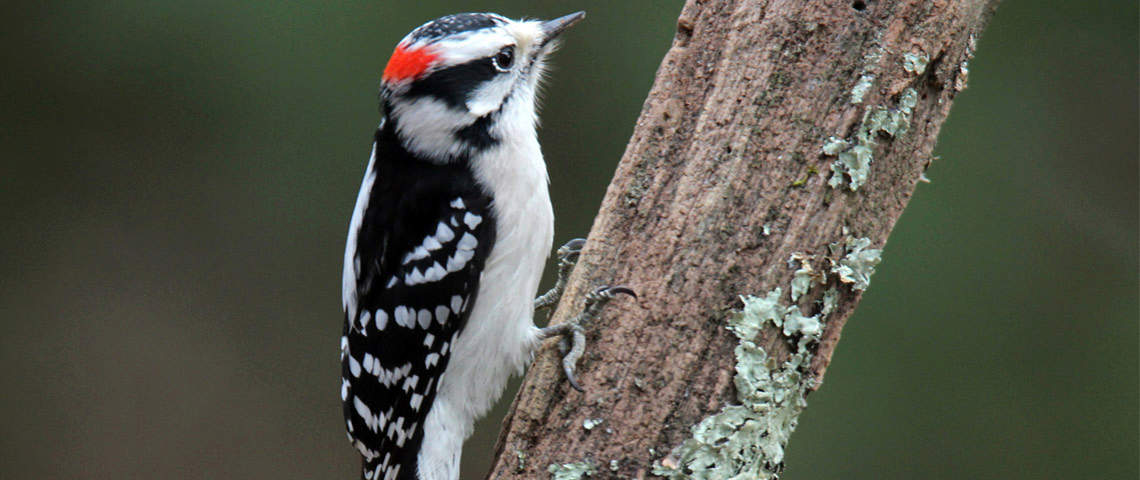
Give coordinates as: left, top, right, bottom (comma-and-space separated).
2, 1, 1135, 479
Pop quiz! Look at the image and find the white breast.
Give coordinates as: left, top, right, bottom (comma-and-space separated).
416, 93, 554, 480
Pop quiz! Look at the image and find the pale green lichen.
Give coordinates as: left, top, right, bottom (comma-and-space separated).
653, 287, 828, 480
582, 418, 603, 431
902, 51, 929, 75
652, 233, 889, 479
824, 88, 919, 191
826, 143, 873, 190
727, 289, 782, 341
850, 73, 875, 104
956, 60, 970, 91
830, 237, 882, 291
782, 309, 822, 351
956, 34, 977, 92
849, 41, 885, 105
820, 287, 839, 317
790, 270, 812, 303
859, 43, 885, 74
821, 136, 849, 156
788, 253, 824, 302
548, 461, 595, 480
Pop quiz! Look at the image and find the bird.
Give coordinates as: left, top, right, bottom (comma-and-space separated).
339, 11, 631, 480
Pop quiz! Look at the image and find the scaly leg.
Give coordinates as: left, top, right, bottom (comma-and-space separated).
538, 285, 636, 391
534, 238, 586, 315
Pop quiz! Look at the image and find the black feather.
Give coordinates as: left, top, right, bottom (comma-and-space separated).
343, 120, 497, 480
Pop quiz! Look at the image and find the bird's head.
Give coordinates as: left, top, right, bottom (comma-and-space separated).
377, 12, 585, 161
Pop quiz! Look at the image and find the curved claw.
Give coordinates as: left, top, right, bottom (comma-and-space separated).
562, 237, 587, 251
540, 279, 633, 394
563, 363, 585, 392
604, 285, 637, 299
589, 285, 637, 300
561, 326, 587, 392
557, 238, 586, 256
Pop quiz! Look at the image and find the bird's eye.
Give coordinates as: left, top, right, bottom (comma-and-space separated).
492, 46, 515, 71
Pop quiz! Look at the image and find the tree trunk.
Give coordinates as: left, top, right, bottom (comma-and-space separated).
489, 0, 998, 478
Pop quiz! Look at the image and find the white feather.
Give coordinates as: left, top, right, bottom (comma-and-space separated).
342, 141, 379, 320
417, 22, 554, 480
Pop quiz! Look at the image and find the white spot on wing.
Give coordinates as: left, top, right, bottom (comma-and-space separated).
405, 267, 425, 286
450, 295, 463, 313
450, 198, 465, 209
434, 222, 454, 243
425, 352, 440, 368
452, 247, 475, 266
349, 355, 362, 377
375, 309, 388, 330
354, 397, 372, 426
394, 306, 412, 328
356, 440, 378, 459
463, 212, 482, 229
423, 333, 435, 348
417, 309, 432, 329
402, 246, 430, 264
359, 310, 371, 330
363, 353, 374, 375
424, 261, 447, 282
434, 305, 449, 324
446, 254, 467, 272
410, 393, 424, 411
457, 232, 478, 251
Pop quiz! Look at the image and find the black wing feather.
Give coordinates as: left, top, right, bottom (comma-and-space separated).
342, 123, 495, 480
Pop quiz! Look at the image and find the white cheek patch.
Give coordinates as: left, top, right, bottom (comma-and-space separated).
391, 97, 475, 160
466, 75, 515, 117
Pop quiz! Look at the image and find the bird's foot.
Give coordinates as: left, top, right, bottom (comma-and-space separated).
537, 285, 636, 391
534, 238, 586, 313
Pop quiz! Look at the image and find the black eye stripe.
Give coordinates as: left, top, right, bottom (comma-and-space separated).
404, 58, 497, 110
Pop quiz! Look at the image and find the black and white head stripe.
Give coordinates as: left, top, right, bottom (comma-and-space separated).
342, 125, 496, 480
405, 13, 508, 43
376, 13, 578, 165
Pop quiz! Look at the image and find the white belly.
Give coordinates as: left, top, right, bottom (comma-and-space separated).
416, 136, 554, 480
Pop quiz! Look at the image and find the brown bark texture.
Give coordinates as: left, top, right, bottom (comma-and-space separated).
490, 0, 997, 478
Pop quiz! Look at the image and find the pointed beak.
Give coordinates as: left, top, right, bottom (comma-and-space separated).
539, 11, 585, 44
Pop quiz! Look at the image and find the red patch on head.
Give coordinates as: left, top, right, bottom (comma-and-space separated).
382, 43, 439, 83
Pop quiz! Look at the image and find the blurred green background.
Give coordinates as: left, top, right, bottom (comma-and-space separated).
1, 1, 1135, 479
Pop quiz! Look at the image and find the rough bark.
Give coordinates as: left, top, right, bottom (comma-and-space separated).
489, 0, 997, 478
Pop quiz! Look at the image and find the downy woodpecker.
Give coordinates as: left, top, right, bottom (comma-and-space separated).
340, 11, 629, 480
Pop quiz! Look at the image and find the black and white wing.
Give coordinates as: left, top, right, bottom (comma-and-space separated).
341, 132, 495, 480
